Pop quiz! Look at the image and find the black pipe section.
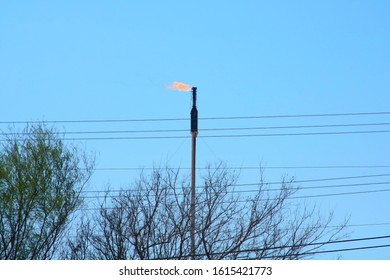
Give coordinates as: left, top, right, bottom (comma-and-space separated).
191, 87, 198, 133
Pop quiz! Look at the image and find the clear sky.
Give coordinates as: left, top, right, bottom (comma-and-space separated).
1, 1, 390, 259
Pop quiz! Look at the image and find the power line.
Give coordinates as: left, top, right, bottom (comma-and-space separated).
209, 235, 390, 259
236, 173, 390, 186
92, 165, 390, 171
256, 244, 390, 259
257, 165, 390, 170
330, 222, 390, 228
75, 200, 390, 231
208, 122, 390, 131
2, 111, 390, 124
80, 173, 390, 194
200, 130, 390, 139
159, 234, 390, 259
47, 129, 390, 140
238, 233, 390, 252
3, 129, 390, 142
202, 181, 390, 195
80, 186, 390, 201
241, 181, 390, 193
64, 223, 390, 257
200, 111, 390, 121
81, 181, 390, 195
288, 188, 390, 200
3, 122, 390, 136
0, 117, 188, 124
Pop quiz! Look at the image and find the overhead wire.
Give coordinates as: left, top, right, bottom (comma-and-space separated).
80, 186, 390, 201
3, 112, 390, 141
201, 130, 390, 139
82, 181, 390, 198
63, 226, 390, 259
3, 129, 390, 141
91, 165, 390, 171
249, 244, 390, 259
233, 173, 390, 186
3, 122, 390, 136
81, 173, 390, 194
157, 234, 390, 259
2, 110, 390, 124
77, 183, 390, 207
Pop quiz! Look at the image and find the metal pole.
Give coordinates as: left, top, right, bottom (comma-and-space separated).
190, 87, 198, 260
191, 131, 196, 259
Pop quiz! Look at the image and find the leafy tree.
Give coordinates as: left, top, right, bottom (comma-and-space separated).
63, 163, 347, 260
0, 124, 94, 259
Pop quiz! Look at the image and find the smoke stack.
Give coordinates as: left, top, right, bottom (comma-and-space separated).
190, 86, 198, 259
191, 87, 198, 133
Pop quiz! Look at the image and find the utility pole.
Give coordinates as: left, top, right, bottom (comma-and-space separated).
190, 87, 198, 260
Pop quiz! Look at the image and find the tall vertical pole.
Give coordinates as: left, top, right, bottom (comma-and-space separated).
190, 87, 198, 260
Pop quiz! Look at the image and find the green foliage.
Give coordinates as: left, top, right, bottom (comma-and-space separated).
0, 124, 94, 259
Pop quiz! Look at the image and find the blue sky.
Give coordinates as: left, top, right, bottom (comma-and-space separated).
1, 1, 390, 259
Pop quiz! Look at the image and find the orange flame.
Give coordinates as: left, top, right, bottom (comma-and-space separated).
166, 81, 192, 92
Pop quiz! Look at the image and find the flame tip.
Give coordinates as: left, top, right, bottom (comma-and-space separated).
166, 81, 192, 92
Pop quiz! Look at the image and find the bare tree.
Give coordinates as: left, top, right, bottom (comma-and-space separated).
0, 124, 94, 259
63, 163, 347, 260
